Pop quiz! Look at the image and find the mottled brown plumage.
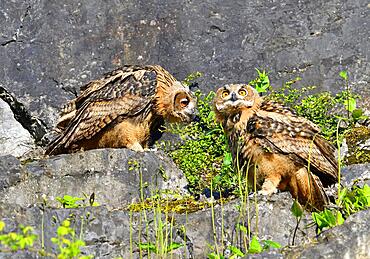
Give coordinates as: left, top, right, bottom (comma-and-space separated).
214, 84, 338, 211
45, 65, 196, 155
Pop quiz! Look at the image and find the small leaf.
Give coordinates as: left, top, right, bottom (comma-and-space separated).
248, 235, 263, 254
339, 70, 348, 80
291, 200, 303, 218
228, 245, 245, 256
263, 240, 282, 250
223, 152, 232, 166
344, 98, 356, 112
138, 242, 157, 253
0, 221, 5, 231
57, 226, 69, 236
336, 211, 344, 225
352, 109, 363, 119
51, 237, 58, 243
166, 242, 184, 252
236, 223, 247, 233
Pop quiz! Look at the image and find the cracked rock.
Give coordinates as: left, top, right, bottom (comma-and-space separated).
0, 99, 35, 157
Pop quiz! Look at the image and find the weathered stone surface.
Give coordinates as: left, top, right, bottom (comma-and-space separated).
0, 99, 35, 157
0, 194, 312, 258
341, 163, 370, 187
0, 149, 188, 208
0, 161, 369, 258
288, 209, 370, 259
0, 0, 368, 132
0, 155, 23, 191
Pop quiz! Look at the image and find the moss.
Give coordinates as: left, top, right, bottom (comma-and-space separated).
345, 126, 370, 165
127, 196, 230, 214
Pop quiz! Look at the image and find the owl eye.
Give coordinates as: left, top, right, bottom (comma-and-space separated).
222, 90, 229, 98
180, 98, 189, 108
238, 89, 247, 96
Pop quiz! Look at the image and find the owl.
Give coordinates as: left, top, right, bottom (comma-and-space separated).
45, 65, 197, 155
213, 84, 338, 211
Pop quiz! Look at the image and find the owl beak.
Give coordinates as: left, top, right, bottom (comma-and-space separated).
230, 92, 237, 102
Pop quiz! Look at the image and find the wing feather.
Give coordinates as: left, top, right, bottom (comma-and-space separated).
246, 112, 338, 185
46, 66, 157, 155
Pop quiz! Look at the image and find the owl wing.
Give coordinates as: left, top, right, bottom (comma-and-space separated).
45, 66, 158, 155
246, 112, 338, 185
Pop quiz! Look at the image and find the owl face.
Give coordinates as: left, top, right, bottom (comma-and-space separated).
167, 81, 197, 123
214, 84, 259, 115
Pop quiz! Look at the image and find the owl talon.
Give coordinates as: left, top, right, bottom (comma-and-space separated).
127, 142, 145, 152
259, 180, 279, 196
144, 147, 158, 152
258, 188, 278, 196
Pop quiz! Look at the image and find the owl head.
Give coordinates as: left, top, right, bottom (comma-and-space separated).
213, 84, 261, 123
157, 81, 197, 123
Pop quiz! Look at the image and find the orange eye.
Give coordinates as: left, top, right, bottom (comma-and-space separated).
222, 91, 229, 98
180, 98, 189, 108
238, 89, 247, 96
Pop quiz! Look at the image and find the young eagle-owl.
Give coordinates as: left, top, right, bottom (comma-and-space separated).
45, 65, 197, 155
213, 84, 338, 211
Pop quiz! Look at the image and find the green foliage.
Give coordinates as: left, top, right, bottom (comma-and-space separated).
312, 209, 344, 234
248, 68, 271, 93
337, 184, 370, 217
51, 219, 92, 259
182, 71, 203, 87
291, 200, 304, 218
0, 222, 37, 252
56, 193, 99, 208
165, 89, 234, 194
312, 184, 370, 233
137, 241, 183, 254
248, 236, 281, 254
248, 235, 262, 254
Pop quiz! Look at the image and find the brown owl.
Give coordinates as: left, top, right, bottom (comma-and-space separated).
213, 84, 338, 211
45, 65, 197, 155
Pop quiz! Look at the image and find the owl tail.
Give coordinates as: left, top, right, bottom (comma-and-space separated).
294, 169, 329, 211
44, 134, 67, 156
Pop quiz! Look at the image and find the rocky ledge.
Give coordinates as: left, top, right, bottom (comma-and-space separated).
0, 149, 369, 258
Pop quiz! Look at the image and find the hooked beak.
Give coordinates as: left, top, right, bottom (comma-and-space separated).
230, 92, 237, 102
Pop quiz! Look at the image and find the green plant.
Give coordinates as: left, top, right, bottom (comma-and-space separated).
0, 221, 37, 252
338, 184, 370, 217
312, 184, 370, 233
248, 68, 271, 93
56, 193, 99, 208
51, 219, 92, 259
164, 88, 234, 195
312, 209, 344, 234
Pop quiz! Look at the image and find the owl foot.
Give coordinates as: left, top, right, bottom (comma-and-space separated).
127, 142, 145, 152
258, 180, 279, 196
144, 147, 158, 152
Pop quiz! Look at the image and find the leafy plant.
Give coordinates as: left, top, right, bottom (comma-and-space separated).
337, 184, 370, 217
248, 68, 271, 93
51, 219, 92, 259
0, 222, 37, 252
312, 184, 370, 233
56, 193, 99, 208
164, 88, 234, 195
137, 241, 183, 254
248, 235, 281, 254
312, 209, 344, 234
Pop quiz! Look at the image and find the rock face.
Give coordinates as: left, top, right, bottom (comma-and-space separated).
0, 99, 34, 157
0, 0, 369, 132
0, 150, 369, 258
1, 0, 370, 258
1, 149, 188, 208
289, 209, 370, 259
